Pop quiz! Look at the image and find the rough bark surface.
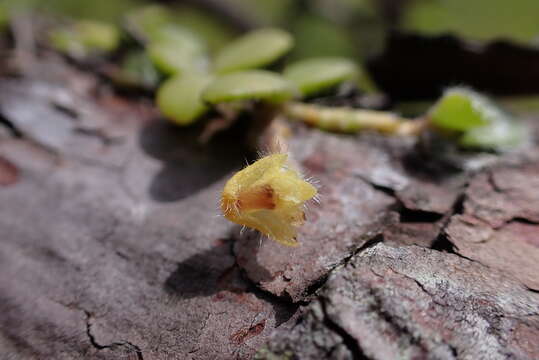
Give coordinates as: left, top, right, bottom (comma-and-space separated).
1, 55, 539, 360
265, 244, 539, 360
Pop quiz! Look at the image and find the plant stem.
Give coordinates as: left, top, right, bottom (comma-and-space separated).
284, 102, 425, 135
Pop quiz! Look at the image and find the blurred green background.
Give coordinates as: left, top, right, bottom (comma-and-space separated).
2, 0, 539, 104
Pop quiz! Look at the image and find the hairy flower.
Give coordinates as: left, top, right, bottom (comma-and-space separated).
221, 153, 317, 246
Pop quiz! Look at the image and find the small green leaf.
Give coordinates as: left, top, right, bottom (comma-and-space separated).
143, 22, 208, 76
283, 57, 358, 97
76, 21, 120, 52
49, 20, 120, 57
429, 88, 490, 131
126, 7, 209, 76
202, 70, 296, 104
157, 73, 213, 126
147, 41, 208, 76
430, 87, 527, 151
49, 30, 85, 56
214, 28, 293, 73
147, 25, 206, 53
126, 5, 224, 54
125, 5, 173, 42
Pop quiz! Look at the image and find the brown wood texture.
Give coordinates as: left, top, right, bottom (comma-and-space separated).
1, 55, 539, 360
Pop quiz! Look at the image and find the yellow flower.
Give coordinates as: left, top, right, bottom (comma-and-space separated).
221, 153, 317, 246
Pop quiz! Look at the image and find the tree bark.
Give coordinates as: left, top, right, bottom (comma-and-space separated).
1, 55, 538, 360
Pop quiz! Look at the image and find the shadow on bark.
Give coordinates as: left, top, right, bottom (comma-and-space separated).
139, 120, 247, 202
164, 235, 295, 325
164, 238, 240, 299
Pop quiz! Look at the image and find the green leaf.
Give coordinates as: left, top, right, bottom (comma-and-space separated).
125, 5, 173, 42
202, 70, 296, 104
283, 57, 358, 97
430, 87, 528, 151
401, 0, 539, 44
148, 25, 206, 52
125, 6, 208, 77
214, 28, 293, 73
126, 4, 230, 54
127, 6, 209, 76
76, 21, 120, 51
429, 88, 490, 131
147, 40, 208, 76
49, 20, 120, 57
157, 73, 213, 126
